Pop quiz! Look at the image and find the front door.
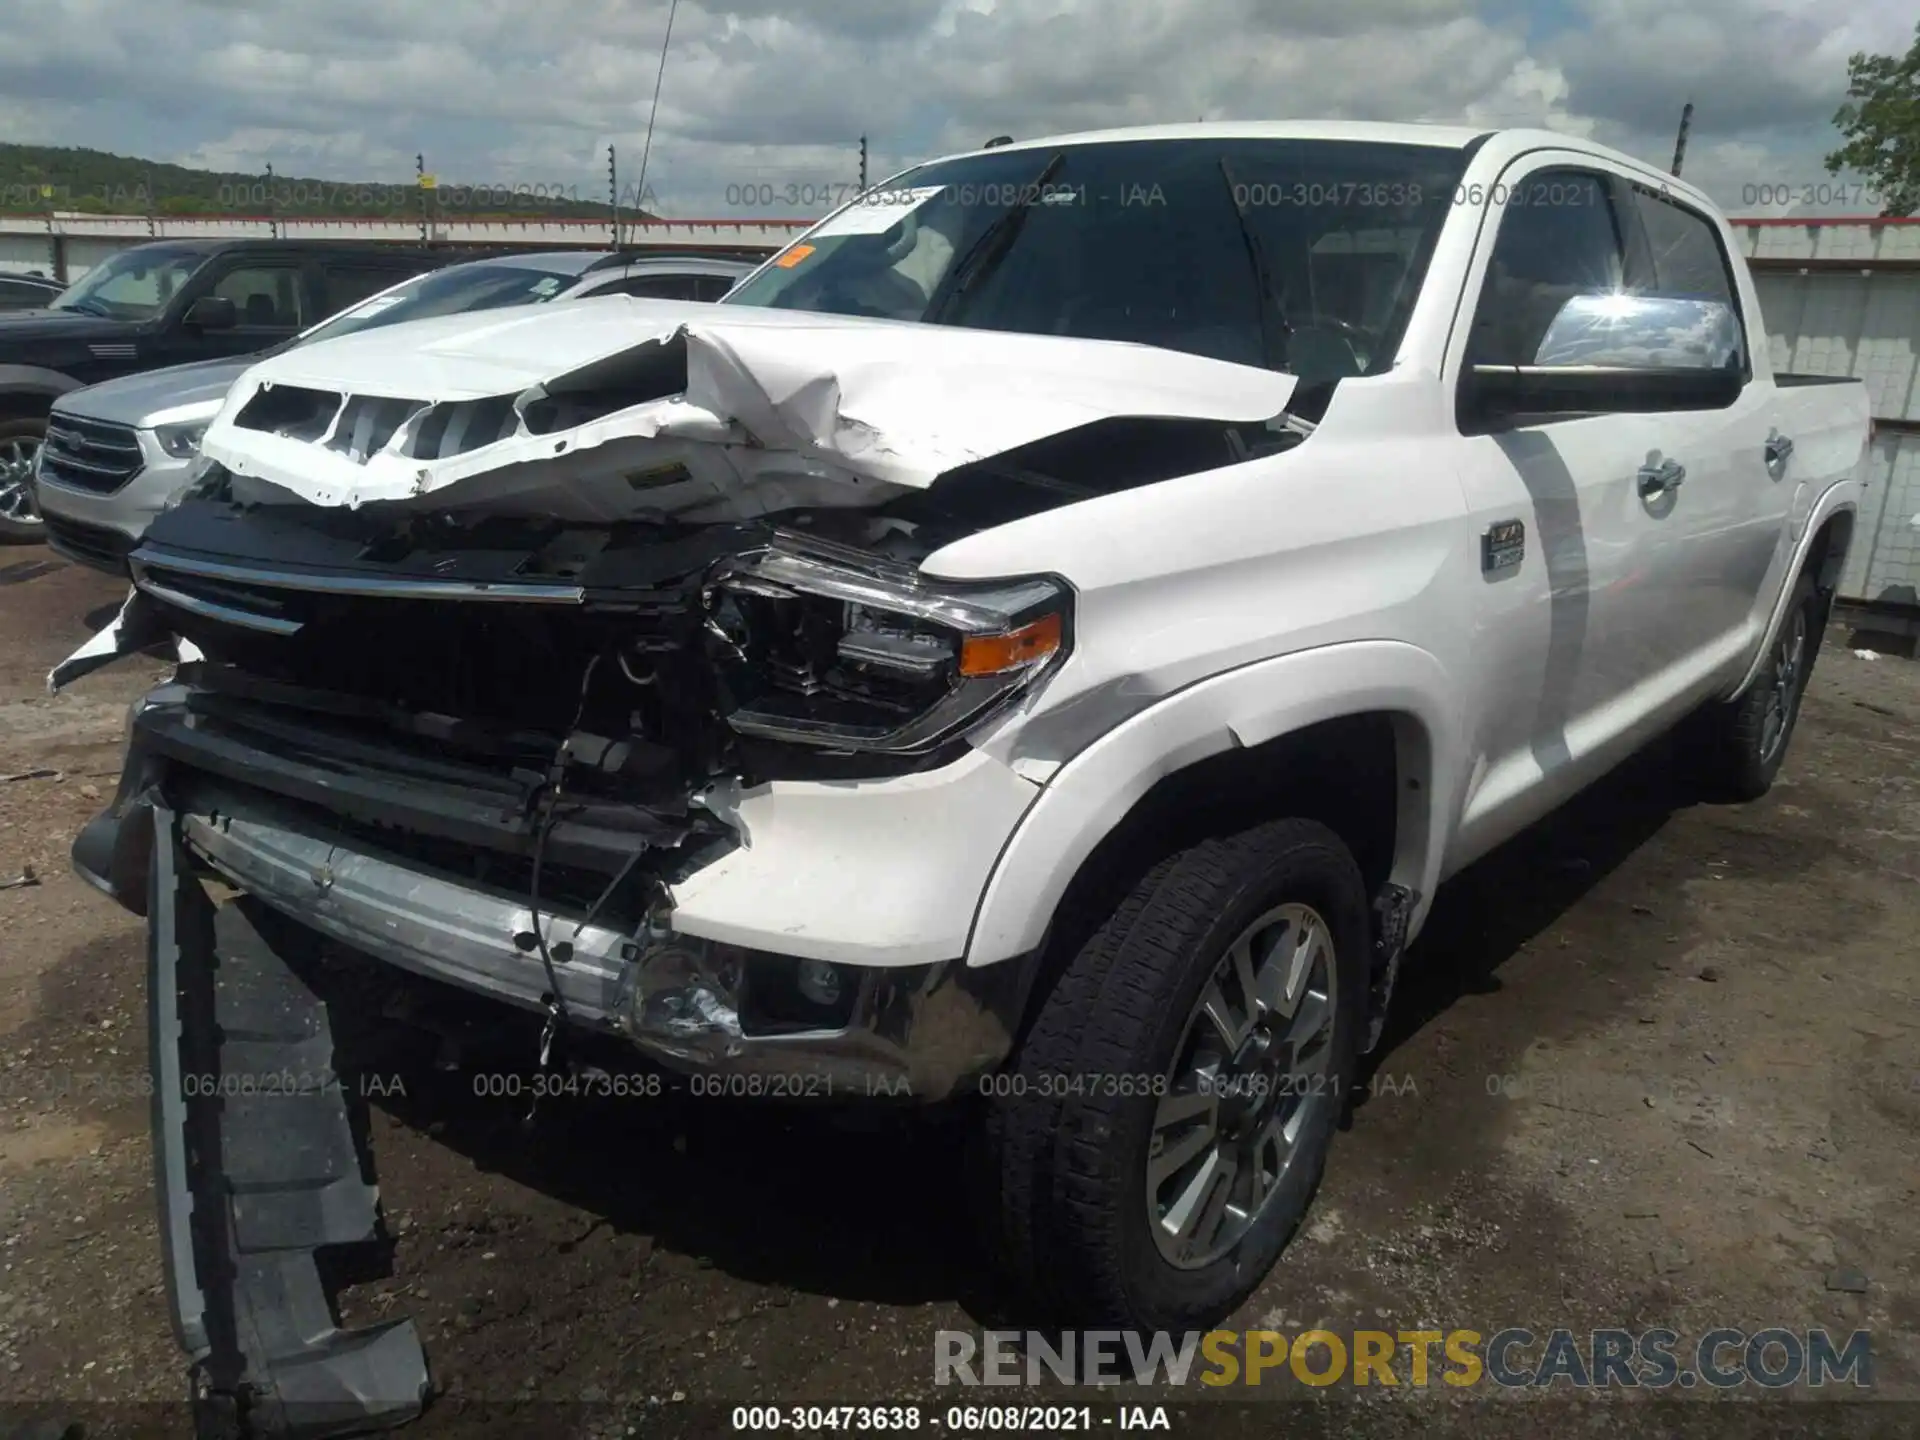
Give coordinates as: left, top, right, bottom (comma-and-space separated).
153, 259, 310, 367
1446, 158, 1747, 863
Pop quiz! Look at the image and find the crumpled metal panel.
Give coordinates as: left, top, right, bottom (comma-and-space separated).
195, 300, 1296, 515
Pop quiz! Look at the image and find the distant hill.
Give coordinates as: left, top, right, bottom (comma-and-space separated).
0, 143, 654, 220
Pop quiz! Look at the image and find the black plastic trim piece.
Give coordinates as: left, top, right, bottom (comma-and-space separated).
134, 702, 677, 875
1365, 882, 1417, 1053
150, 805, 432, 1437
150, 802, 212, 1362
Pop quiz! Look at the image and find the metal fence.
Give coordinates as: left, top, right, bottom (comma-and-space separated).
1733, 220, 1920, 614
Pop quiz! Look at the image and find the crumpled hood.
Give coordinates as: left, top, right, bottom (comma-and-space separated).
200, 297, 1296, 517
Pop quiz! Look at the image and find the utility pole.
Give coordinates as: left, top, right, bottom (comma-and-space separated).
635, 0, 679, 221
266, 161, 278, 238
145, 166, 156, 236
609, 144, 620, 250
1670, 102, 1693, 178
859, 135, 868, 192
42, 182, 58, 281
416, 153, 429, 243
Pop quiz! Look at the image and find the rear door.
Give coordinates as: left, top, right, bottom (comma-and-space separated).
1616, 182, 1787, 674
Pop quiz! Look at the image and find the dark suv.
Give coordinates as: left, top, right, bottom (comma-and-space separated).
0, 239, 455, 538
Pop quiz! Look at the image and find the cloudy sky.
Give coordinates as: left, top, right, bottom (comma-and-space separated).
2, 0, 1913, 219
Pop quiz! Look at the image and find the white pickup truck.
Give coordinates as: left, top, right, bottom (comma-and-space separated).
58, 121, 1868, 1425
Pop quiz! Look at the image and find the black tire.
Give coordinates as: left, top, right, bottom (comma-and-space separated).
980, 818, 1369, 1332
0, 415, 47, 542
1692, 569, 1826, 802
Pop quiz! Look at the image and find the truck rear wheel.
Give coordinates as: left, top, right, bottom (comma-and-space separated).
981, 818, 1368, 1332
1692, 570, 1825, 802
0, 416, 47, 541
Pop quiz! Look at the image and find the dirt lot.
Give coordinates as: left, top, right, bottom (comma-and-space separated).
1, 542, 1916, 1440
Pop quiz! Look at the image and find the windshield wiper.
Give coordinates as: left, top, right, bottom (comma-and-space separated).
925, 151, 1066, 324
55, 298, 110, 318
1219, 157, 1292, 371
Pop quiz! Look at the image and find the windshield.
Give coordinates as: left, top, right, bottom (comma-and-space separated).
724, 138, 1470, 382
292, 263, 585, 348
51, 247, 210, 322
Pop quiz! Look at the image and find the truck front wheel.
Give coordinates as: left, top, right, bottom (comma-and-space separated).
981, 819, 1369, 1331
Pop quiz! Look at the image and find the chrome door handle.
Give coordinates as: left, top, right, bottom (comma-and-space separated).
1765, 430, 1794, 477
1638, 457, 1686, 497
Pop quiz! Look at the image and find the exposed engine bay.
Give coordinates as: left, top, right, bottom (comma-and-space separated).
125, 407, 1300, 781
83, 388, 1320, 821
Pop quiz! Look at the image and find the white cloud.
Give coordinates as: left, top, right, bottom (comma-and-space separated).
0, 0, 1903, 217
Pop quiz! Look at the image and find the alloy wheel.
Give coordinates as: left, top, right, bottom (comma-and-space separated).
1758, 606, 1807, 765
0, 434, 44, 527
1147, 902, 1338, 1269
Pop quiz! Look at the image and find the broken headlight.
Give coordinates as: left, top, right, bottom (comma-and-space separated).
706, 533, 1070, 755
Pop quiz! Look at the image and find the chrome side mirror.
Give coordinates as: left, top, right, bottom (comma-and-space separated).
1533, 293, 1742, 371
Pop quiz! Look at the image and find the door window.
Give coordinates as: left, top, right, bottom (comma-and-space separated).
587, 274, 702, 299
1464, 169, 1625, 368
1465, 169, 1745, 384
209, 265, 307, 331
0, 277, 54, 309
1628, 185, 1748, 372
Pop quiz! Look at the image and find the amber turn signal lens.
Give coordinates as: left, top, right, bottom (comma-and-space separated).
958, 612, 1063, 677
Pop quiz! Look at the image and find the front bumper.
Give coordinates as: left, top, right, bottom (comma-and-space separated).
81, 690, 1037, 1102
43, 510, 139, 573
36, 435, 193, 574
180, 789, 1022, 1099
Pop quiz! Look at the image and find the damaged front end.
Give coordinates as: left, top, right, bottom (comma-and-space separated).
98, 497, 1070, 1436
58, 304, 1304, 1433
87, 486, 1076, 1071
63, 306, 1301, 1078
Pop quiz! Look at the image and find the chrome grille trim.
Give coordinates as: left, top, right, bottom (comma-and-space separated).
40, 413, 143, 495
129, 549, 588, 605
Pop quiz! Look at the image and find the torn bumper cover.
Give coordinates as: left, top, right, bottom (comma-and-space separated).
176, 790, 1026, 1097
149, 800, 431, 1437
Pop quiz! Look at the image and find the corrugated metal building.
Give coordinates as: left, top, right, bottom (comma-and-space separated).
1732, 219, 1920, 618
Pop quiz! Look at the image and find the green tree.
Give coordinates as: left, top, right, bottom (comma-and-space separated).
1826, 21, 1920, 216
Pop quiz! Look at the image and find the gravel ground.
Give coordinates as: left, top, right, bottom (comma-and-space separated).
0, 544, 1916, 1440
